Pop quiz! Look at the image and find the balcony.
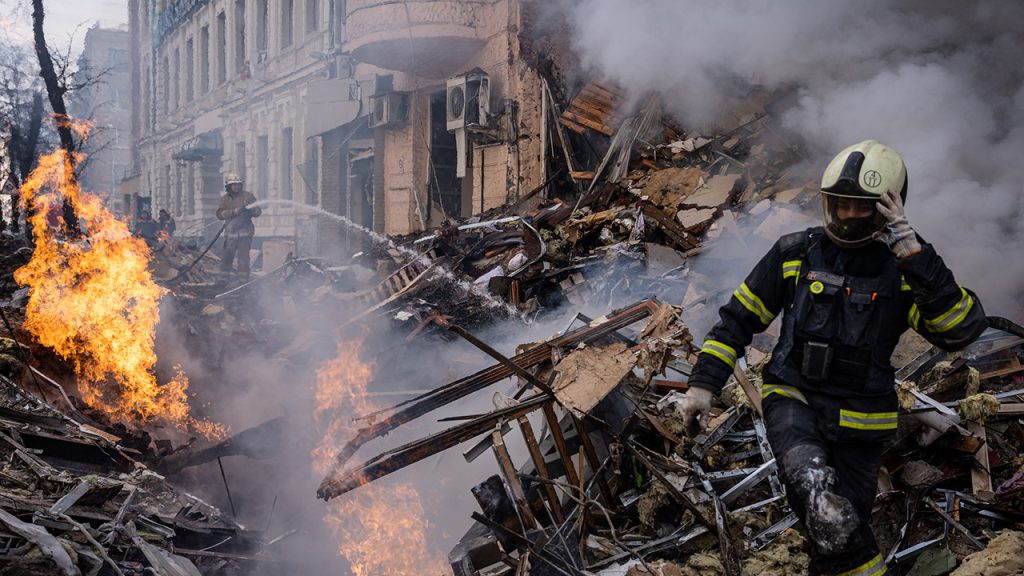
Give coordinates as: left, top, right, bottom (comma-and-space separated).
344, 0, 489, 79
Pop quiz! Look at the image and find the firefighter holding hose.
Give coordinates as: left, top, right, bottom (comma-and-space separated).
216, 172, 262, 283
678, 140, 988, 575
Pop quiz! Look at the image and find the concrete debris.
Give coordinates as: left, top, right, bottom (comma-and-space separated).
901, 460, 946, 488
950, 530, 1024, 576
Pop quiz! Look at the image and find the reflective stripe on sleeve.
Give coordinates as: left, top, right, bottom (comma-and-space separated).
782, 260, 802, 281
836, 553, 887, 576
733, 282, 776, 325
923, 287, 974, 333
900, 276, 912, 292
839, 409, 898, 431
701, 340, 738, 369
761, 384, 807, 404
908, 304, 921, 331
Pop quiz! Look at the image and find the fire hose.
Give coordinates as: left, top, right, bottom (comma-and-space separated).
173, 221, 227, 280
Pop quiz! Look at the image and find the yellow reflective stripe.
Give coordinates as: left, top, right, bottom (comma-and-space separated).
839, 409, 898, 431
908, 304, 921, 331
836, 553, 887, 576
782, 260, 802, 279
733, 282, 776, 325
701, 340, 737, 369
900, 276, 912, 292
761, 384, 807, 404
923, 288, 974, 333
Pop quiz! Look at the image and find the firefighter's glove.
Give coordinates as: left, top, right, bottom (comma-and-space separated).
677, 387, 713, 437
872, 189, 921, 258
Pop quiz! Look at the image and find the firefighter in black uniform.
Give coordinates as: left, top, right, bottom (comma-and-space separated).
678, 140, 988, 576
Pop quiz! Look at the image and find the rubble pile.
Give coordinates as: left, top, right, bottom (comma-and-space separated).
0, 373, 263, 576
310, 295, 1024, 576
0, 71, 1020, 576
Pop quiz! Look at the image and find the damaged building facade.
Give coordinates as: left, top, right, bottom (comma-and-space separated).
125, 0, 548, 261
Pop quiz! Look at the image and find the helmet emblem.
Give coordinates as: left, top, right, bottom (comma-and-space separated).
863, 170, 882, 188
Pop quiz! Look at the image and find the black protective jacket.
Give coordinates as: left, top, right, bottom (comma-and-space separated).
690, 227, 987, 436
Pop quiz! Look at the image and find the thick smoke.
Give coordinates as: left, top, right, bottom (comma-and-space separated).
562, 0, 1024, 315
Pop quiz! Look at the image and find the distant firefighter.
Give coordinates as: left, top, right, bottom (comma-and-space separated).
216, 173, 261, 282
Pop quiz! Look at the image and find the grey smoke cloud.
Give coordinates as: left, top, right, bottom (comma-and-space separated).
563, 0, 1024, 315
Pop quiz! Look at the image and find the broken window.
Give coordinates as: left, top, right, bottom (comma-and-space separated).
281, 0, 294, 49
281, 127, 293, 200
217, 12, 227, 85
234, 0, 245, 74
200, 25, 210, 93
306, 0, 319, 33
429, 90, 461, 218
257, 135, 269, 199
185, 38, 194, 102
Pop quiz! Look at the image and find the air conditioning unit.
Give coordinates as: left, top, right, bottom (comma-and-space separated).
368, 91, 409, 129
446, 70, 489, 132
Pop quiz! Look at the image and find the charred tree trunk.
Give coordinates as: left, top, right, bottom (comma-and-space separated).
8, 91, 44, 237
31, 0, 78, 234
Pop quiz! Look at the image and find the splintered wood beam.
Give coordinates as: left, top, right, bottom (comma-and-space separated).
517, 415, 565, 523
492, 429, 537, 530
330, 299, 661, 469
967, 421, 994, 500
317, 395, 548, 501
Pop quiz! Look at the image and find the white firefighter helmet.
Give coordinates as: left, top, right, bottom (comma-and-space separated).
224, 172, 243, 186
820, 139, 908, 248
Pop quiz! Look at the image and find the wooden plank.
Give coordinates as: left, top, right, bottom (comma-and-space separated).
572, 414, 613, 504
967, 421, 994, 500
562, 110, 615, 136
517, 415, 565, 523
557, 116, 588, 135
542, 402, 581, 489
569, 171, 595, 180
567, 99, 613, 126
492, 429, 537, 529
733, 364, 763, 416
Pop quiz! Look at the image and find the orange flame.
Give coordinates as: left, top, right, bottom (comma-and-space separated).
13, 132, 224, 439
314, 340, 448, 576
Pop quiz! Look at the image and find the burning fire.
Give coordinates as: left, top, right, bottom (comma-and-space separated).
314, 339, 448, 576
14, 131, 224, 438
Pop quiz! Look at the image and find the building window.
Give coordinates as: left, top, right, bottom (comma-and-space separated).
306, 0, 319, 33
216, 12, 227, 85
281, 127, 293, 200
173, 48, 180, 109
186, 165, 195, 215
305, 137, 319, 205
143, 63, 151, 128
165, 164, 173, 215
281, 0, 294, 49
235, 140, 247, 182
186, 166, 195, 217
161, 56, 170, 115
185, 38, 194, 101
256, 0, 268, 57
257, 135, 269, 199
200, 25, 210, 93
234, 0, 246, 74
